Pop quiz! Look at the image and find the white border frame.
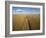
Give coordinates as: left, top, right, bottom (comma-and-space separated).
10, 4, 43, 34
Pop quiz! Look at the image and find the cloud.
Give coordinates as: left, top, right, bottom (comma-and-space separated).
16, 9, 24, 12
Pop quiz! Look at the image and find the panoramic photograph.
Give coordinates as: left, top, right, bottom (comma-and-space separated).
12, 7, 40, 31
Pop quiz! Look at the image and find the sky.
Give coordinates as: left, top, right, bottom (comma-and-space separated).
12, 7, 40, 14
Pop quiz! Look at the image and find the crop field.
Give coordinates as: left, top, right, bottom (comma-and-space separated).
12, 14, 40, 31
